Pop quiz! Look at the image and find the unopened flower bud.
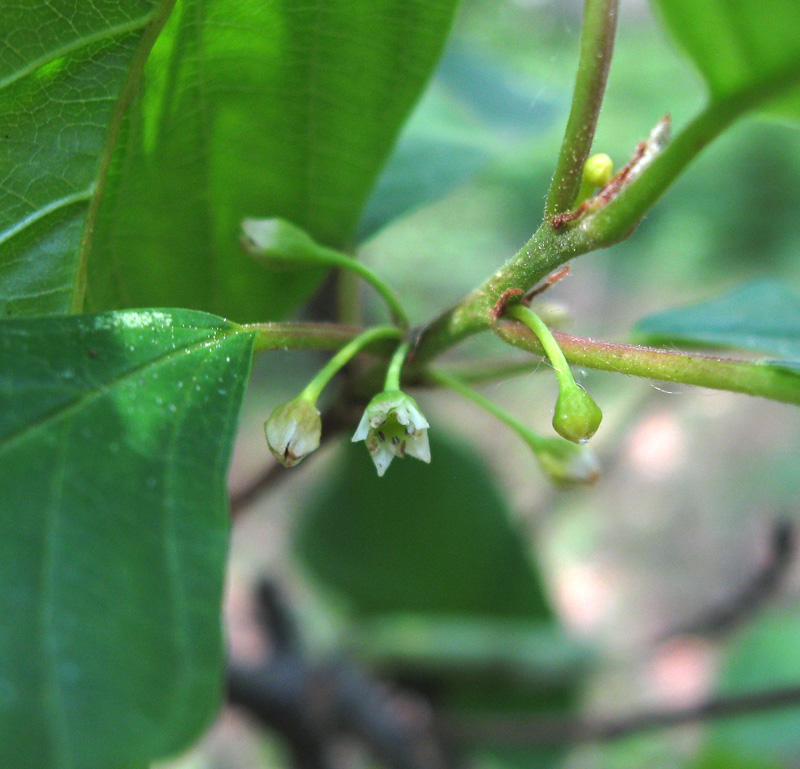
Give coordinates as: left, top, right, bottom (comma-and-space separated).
552, 384, 602, 444
583, 153, 614, 189
534, 436, 600, 486
241, 218, 324, 270
265, 396, 321, 467
352, 390, 430, 477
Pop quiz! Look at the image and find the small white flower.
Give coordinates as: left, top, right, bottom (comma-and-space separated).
352, 390, 430, 476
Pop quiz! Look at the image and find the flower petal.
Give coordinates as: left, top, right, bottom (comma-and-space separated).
370, 442, 396, 477
404, 431, 431, 464
352, 410, 372, 442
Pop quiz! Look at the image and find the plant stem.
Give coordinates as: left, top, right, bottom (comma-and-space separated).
507, 305, 574, 390
431, 358, 545, 385
428, 368, 550, 450
545, 0, 619, 217
412, 222, 581, 362
243, 321, 369, 353
300, 326, 403, 403
444, 682, 800, 747
337, 267, 363, 327
577, 58, 800, 248
384, 341, 410, 391
314, 245, 409, 328
496, 322, 800, 405
414, 59, 800, 366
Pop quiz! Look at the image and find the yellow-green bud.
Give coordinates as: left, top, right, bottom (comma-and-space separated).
583, 153, 613, 188
241, 218, 325, 270
552, 385, 603, 444
534, 437, 600, 486
265, 397, 321, 467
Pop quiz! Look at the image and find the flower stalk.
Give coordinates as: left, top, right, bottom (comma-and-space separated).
507, 304, 602, 443
428, 369, 599, 485
242, 217, 409, 328
265, 325, 403, 466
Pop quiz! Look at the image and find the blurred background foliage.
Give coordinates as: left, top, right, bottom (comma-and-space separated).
167, 0, 800, 766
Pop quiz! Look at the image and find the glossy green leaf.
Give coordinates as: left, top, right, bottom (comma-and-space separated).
0, 309, 253, 768
704, 607, 800, 763
0, 0, 175, 318
652, 0, 800, 120
634, 280, 800, 374
85, 0, 460, 323
296, 432, 579, 768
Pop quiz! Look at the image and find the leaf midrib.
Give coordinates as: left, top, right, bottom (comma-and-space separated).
0, 325, 247, 454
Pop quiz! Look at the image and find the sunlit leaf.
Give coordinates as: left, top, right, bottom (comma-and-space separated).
85, 0, 460, 322
0, 0, 175, 318
652, 0, 800, 120
0, 309, 253, 768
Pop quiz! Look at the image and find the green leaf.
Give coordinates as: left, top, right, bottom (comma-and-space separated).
652, 0, 800, 120
296, 432, 579, 769
693, 747, 785, 769
296, 432, 551, 618
634, 280, 800, 374
0, 0, 175, 318
704, 607, 800, 763
85, 0, 460, 323
0, 309, 253, 768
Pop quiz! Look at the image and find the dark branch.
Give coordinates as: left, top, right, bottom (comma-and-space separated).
443, 682, 800, 747
661, 519, 793, 641
228, 580, 451, 769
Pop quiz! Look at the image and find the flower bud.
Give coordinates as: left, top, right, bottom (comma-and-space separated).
534, 437, 600, 486
583, 153, 614, 188
241, 218, 324, 270
352, 390, 430, 476
265, 397, 321, 467
552, 384, 603, 444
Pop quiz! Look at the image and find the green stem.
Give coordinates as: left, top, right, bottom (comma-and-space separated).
545, 0, 619, 217
299, 326, 403, 403
414, 60, 800, 367
432, 358, 546, 385
313, 246, 409, 328
384, 341, 411, 391
496, 322, 800, 406
579, 60, 800, 248
243, 321, 367, 353
337, 267, 363, 327
428, 368, 550, 450
507, 305, 576, 392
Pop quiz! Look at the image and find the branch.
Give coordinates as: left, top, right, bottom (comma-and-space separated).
413, 59, 800, 367
545, 0, 619, 217
577, 57, 800, 249
228, 581, 451, 769
494, 322, 800, 405
443, 683, 800, 747
660, 519, 794, 641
